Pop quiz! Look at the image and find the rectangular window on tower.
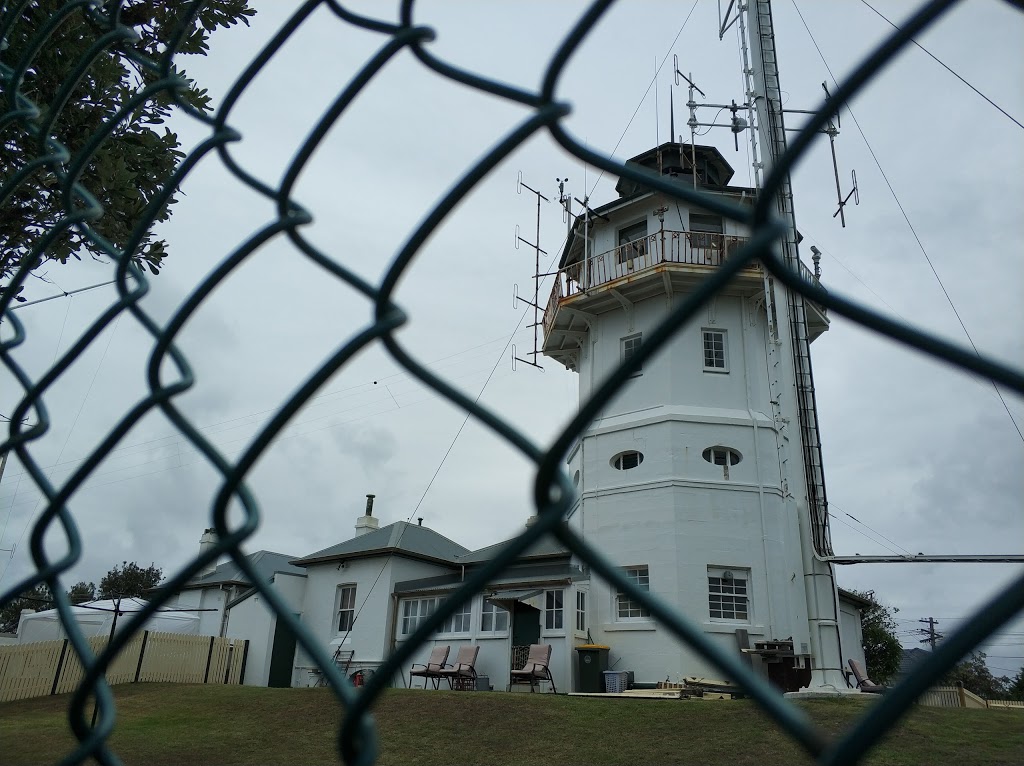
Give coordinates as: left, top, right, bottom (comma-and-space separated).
689, 213, 724, 261
621, 333, 642, 375
617, 220, 649, 264
615, 566, 652, 621
702, 329, 728, 372
708, 566, 750, 622
576, 590, 587, 633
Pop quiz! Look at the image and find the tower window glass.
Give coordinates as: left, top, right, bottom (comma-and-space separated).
617, 220, 649, 264
702, 329, 728, 371
611, 450, 644, 470
702, 446, 742, 479
621, 333, 642, 374
708, 566, 750, 621
689, 213, 724, 258
616, 566, 652, 621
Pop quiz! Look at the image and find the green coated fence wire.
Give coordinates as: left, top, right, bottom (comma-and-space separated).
2, 1, 1022, 765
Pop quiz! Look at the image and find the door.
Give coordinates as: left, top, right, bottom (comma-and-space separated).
512, 603, 541, 646
267, 614, 298, 688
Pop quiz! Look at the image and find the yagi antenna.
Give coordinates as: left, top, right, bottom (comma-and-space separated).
511, 173, 550, 372
821, 82, 859, 227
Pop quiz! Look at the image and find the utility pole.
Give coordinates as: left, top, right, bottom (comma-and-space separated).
917, 617, 943, 650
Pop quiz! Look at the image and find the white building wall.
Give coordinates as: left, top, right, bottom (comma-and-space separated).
295, 555, 455, 686
564, 194, 827, 684
225, 592, 276, 686
839, 599, 867, 679
400, 591, 575, 693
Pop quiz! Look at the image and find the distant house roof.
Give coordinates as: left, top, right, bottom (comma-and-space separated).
291, 522, 470, 567
181, 550, 305, 590
456, 534, 570, 565
837, 588, 873, 608
897, 647, 931, 679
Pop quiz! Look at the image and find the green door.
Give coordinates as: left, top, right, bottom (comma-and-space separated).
267, 615, 298, 688
512, 603, 541, 646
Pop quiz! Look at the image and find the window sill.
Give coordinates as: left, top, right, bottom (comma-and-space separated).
702, 368, 729, 374
476, 633, 510, 640
601, 622, 656, 632
702, 621, 763, 634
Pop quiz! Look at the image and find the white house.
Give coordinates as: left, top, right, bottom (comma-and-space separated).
162, 533, 306, 687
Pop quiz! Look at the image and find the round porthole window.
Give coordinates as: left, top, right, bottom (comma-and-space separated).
610, 450, 644, 470
702, 446, 742, 466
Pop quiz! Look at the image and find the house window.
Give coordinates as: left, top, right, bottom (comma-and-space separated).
621, 333, 642, 374
544, 590, 564, 630
617, 221, 648, 263
708, 567, 750, 621
400, 597, 439, 637
616, 566, 651, 621
611, 450, 644, 471
702, 446, 742, 479
336, 585, 356, 633
439, 598, 472, 634
576, 590, 587, 633
480, 600, 509, 633
702, 329, 728, 371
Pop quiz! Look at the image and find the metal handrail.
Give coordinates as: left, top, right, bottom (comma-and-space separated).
543, 231, 754, 334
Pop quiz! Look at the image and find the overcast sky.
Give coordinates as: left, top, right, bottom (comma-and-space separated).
2, 1, 1022, 677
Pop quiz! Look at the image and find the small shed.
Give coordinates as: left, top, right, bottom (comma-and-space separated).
16, 598, 201, 643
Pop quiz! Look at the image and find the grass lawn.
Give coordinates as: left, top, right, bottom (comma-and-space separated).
2, 685, 1023, 765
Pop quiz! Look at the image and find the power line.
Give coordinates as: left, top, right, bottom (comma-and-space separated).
790, 0, 1024, 446
829, 501, 915, 557
857, 0, 1024, 133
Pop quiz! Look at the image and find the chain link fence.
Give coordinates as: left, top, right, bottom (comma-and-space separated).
1, 1, 1022, 764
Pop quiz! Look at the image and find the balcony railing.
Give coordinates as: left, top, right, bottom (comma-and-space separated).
542, 230, 825, 339
543, 230, 752, 335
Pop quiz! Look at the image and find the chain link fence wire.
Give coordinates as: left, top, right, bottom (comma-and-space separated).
1, 0, 1022, 764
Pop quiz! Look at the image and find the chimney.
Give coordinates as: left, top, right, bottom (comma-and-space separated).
355, 494, 380, 537
198, 528, 218, 576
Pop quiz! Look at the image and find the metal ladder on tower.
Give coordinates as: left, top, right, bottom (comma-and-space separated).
754, 0, 833, 556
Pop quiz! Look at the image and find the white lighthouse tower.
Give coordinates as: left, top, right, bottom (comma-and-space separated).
542, 138, 845, 690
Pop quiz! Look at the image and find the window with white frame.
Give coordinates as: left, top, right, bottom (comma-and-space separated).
576, 590, 587, 633
336, 584, 356, 633
480, 600, 509, 633
544, 589, 564, 630
439, 598, 472, 634
708, 566, 750, 621
702, 329, 728, 371
617, 220, 649, 264
621, 333, 642, 375
702, 445, 742, 479
399, 597, 439, 637
610, 450, 644, 470
616, 566, 651, 620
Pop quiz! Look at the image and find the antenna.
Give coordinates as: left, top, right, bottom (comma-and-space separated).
512, 172, 549, 372
821, 82, 859, 227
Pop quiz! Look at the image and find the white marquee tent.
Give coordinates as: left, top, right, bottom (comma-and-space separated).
16, 598, 201, 644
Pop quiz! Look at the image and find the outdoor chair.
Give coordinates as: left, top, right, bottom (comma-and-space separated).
848, 659, 887, 694
409, 646, 450, 690
439, 645, 480, 691
509, 643, 556, 693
